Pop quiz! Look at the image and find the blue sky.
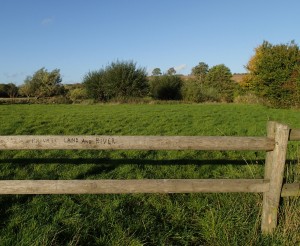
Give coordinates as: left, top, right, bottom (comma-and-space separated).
1, 0, 300, 85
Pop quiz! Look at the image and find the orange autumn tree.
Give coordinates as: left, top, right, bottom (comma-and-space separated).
242, 40, 300, 107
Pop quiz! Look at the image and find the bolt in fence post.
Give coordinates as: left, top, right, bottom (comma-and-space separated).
261, 122, 290, 234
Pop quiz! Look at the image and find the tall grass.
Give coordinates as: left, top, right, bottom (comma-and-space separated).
0, 104, 299, 245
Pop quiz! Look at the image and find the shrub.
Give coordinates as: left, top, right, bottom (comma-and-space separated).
0, 83, 19, 98
83, 61, 149, 102
181, 79, 220, 103
38, 96, 72, 104
69, 88, 88, 103
109, 96, 152, 104
243, 40, 300, 108
20, 68, 65, 98
150, 75, 183, 100
199, 86, 221, 102
181, 79, 201, 102
103, 61, 149, 99
206, 64, 234, 102
233, 93, 264, 104
83, 70, 108, 102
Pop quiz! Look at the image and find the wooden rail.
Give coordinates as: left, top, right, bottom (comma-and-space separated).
0, 135, 275, 151
289, 129, 300, 141
0, 179, 270, 194
0, 121, 299, 234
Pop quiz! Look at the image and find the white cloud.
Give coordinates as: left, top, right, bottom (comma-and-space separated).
174, 64, 187, 72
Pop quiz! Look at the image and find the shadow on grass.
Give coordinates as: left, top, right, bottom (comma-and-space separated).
0, 157, 271, 166
1, 158, 297, 181
0, 194, 34, 229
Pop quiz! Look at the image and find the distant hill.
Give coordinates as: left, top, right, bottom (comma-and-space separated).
167, 73, 247, 83
117, 73, 248, 84
232, 73, 247, 83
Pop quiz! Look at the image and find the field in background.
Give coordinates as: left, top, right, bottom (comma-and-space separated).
0, 104, 299, 245
179, 73, 246, 83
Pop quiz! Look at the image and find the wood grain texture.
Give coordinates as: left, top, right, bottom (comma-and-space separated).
289, 129, 300, 141
264, 122, 276, 180
0, 135, 275, 151
261, 122, 290, 234
0, 179, 270, 194
281, 183, 300, 197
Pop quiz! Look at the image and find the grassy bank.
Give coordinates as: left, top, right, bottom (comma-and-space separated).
0, 104, 299, 245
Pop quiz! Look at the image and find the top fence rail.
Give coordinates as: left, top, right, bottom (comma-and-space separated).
0, 135, 275, 151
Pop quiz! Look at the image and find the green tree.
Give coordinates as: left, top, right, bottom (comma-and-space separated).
0, 84, 10, 97
0, 83, 18, 98
6, 83, 18, 98
152, 68, 162, 76
21, 68, 65, 98
243, 40, 300, 107
19, 82, 35, 98
0, 84, 7, 97
181, 79, 219, 103
69, 87, 88, 103
191, 62, 209, 82
83, 61, 149, 101
104, 61, 149, 99
150, 75, 182, 100
205, 64, 233, 102
167, 67, 176, 75
287, 66, 300, 106
83, 69, 108, 101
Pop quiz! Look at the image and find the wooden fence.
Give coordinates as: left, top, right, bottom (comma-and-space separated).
0, 121, 299, 234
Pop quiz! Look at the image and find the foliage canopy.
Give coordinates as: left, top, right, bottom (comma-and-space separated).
243, 40, 300, 107
19, 68, 65, 98
0, 83, 18, 98
167, 67, 176, 75
83, 61, 149, 101
191, 62, 209, 82
83, 69, 108, 101
150, 75, 183, 100
152, 68, 162, 76
205, 64, 234, 102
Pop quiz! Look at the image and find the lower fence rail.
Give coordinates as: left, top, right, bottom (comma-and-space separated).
281, 183, 300, 197
0, 179, 270, 194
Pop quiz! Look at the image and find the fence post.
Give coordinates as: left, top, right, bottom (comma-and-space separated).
261, 122, 290, 234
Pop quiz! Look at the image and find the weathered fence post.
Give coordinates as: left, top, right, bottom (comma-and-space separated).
261, 122, 290, 234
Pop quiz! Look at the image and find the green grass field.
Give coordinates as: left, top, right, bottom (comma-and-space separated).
0, 104, 299, 245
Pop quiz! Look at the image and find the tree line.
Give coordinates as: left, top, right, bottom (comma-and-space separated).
1, 40, 299, 108
0, 61, 234, 104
